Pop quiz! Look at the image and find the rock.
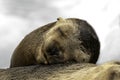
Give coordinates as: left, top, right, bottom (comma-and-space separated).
0, 61, 120, 80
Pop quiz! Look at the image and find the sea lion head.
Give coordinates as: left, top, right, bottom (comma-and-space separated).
37, 17, 91, 64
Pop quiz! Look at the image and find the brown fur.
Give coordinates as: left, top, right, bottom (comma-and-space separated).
10, 17, 100, 68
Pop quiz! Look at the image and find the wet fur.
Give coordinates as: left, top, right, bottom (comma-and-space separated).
10, 18, 100, 68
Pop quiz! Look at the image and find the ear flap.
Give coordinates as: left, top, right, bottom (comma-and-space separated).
57, 17, 65, 22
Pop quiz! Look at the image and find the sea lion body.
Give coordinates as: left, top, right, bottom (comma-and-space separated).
10, 18, 100, 68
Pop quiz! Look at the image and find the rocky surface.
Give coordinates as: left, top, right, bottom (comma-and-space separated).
0, 61, 120, 80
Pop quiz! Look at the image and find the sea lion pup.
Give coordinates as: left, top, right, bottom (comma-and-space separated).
10, 17, 100, 68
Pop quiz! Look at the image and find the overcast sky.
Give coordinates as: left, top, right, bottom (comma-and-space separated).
0, 0, 120, 68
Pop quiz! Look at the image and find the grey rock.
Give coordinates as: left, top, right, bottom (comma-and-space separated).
0, 61, 120, 80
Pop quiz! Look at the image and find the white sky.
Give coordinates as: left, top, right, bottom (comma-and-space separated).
0, 0, 120, 68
